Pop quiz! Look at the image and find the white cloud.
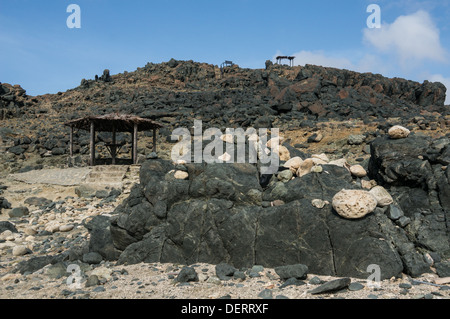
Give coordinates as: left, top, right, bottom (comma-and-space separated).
363, 10, 448, 66
276, 9, 450, 106
429, 74, 450, 104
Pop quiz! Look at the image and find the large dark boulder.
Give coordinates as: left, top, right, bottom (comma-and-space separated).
84, 133, 450, 279
115, 194, 404, 279
83, 215, 120, 261
188, 163, 262, 205
369, 135, 450, 259
415, 80, 447, 107
7, 145, 26, 155
106, 160, 409, 279
0, 197, 11, 209
0, 221, 18, 234
13, 254, 67, 275
369, 135, 433, 188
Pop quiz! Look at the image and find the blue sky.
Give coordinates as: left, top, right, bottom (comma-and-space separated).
0, 0, 449, 103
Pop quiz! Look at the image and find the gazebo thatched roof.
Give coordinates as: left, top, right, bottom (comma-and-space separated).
64, 113, 164, 132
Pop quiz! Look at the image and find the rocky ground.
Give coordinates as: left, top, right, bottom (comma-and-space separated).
0, 124, 449, 300
1, 260, 449, 300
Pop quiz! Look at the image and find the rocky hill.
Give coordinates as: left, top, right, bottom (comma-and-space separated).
1, 60, 448, 123
0, 59, 449, 175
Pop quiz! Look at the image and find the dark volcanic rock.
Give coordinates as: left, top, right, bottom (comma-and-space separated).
215, 263, 237, 280
0, 197, 11, 210
84, 215, 120, 261
386, 203, 404, 221
435, 261, 450, 277
14, 254, 66, 275
8, 207, 29, 218
8, 145, 26, 155
0, 221, 18, 234
176, 266, 199, 283
369, 134, 450, 260
82, 252, 103, 264
369, 135, 434, 187
274, 264, 308, 280
107, 159, 407, 279
24, 197, 52, 208
309, 278, 351, 295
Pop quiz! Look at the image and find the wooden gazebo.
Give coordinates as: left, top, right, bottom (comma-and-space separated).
65, 113, 164, 166
276, 56, 295, 67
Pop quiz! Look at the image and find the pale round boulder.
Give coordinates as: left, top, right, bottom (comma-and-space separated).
247, 133, 259, 142
283, 157, 303, 173
59, 224, 75, 232
332, 189, 378, 219
174, 159, 187, 165
0, 230, 13, 241
174, 170, 189, 180
311, 153, 330, 163
350, 165, 367, 178
271, 200, 285, 207
12, 245, 31, 257
388, 125, 410, 139
369, 186, 394, 207
278, 145, 291, 162
297, 159, 315, 177
311, 165, 323, 173
45, 221, 61, 233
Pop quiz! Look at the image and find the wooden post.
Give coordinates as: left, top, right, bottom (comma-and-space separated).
152, 128, 157, 153
90, 121, 95, 166
130, 130, 134, 163
112, 124, 116, 165
133, 123, 138, 164
69, 125, 74, 157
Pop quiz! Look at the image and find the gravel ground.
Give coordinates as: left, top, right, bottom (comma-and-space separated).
0, 260, 449, 300
1, 164, 449, 301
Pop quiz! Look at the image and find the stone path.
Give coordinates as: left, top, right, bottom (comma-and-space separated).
81, 165, 131, 190
9, 168, 92, 186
